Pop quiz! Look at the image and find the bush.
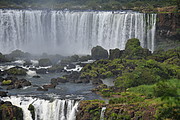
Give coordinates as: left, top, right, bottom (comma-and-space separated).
153, 80, 178, 99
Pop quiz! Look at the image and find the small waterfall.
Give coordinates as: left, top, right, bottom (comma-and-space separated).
1, 96, 79, 120
100, 107, 106, 120
0, 9, 156, 54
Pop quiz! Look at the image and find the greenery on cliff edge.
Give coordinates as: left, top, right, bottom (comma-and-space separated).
0, 0, 179, 12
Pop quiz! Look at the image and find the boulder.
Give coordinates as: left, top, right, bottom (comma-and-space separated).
109, 48, 123, 60
36, 87, 48, 91
47, 65, 64, 73
122, 38, 151, 59
0, 91, 8, 97
38, 58, 52, 67
51, 78, 59, 85
7, 49, 25, 58
70, 55, 79, 62
36, 69, 47, 74
91, 46, 108, 60
5, 67, 27, 76
5, 79, 31, 89
0, 101, 23, 120
43, 84, 56, 89
6, 85, 15, 90
14, 79, 31, 88
75, 79, 90, 83
32, 75, 41, 78
79, 55, 92, 62
37, 87, 48, 91
1, 80, 13, 86
4, 76, 18, 82
65, 71, 80, 82
57, 77, 68, 83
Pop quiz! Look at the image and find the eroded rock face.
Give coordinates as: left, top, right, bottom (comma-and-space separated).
157, 13, 179, 38
156, 13, 180, 50
0, 101, 23, 120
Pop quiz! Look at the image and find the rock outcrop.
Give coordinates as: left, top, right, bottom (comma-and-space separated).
0, 101, 23, 120
91, 46, 108, 60
156, 13, 180, 50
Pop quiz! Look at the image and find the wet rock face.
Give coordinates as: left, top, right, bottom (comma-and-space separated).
156, 13, 180, 49
0, 101, 23, 120
157, 13, 179, 38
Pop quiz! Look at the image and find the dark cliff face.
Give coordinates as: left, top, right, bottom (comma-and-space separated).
156, 13, 180, 50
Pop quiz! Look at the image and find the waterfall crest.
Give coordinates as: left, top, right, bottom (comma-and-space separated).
0, 9, 156, 54
1, 96, 79, 120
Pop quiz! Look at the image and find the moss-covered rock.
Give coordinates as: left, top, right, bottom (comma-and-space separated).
1, 80, 12, 86
122, 38, 151, 59
38, 58, 52, 67
0, 101, 23, 120
7, 49, 31, 59
79, 55, 92, 62
47, 65, 64, 73
91, 46, 108, 60
6, 67, 27, 76
28, 104, 35, 120
109, 48, 123, 60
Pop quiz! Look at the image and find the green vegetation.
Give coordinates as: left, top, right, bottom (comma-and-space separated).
1, 80, 12, 85
79, 38, 180, 119
0, 0, 179, 12
6, 67, 27, 76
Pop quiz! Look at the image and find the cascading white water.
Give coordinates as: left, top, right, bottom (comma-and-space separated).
100, 107, 106, 120
0, 9, 156, 54
1, 96, 79, 120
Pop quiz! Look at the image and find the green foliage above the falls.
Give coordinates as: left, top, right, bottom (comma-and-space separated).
0, 0, 179, 12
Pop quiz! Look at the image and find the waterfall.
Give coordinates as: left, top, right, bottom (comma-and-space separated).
1, 96, 79, 120
0, 9, 156, 54
100, 107, 106, 120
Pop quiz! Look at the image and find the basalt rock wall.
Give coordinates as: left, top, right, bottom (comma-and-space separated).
156, 13, 180, 50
